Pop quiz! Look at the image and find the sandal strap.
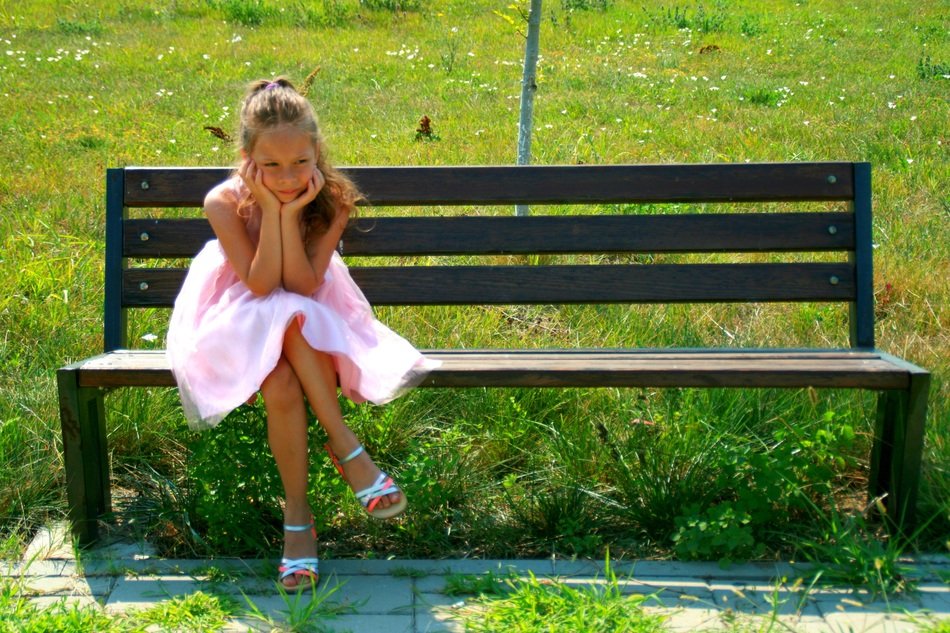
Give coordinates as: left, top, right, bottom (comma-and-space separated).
337, 444, 365, 465
279, 557, 319, 581
284, 522, 314, 532
355, 472, 400, 509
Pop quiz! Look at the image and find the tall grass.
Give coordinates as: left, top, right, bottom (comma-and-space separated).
0, 0, 946, 565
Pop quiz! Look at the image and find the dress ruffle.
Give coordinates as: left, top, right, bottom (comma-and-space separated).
167, 239, 438, 431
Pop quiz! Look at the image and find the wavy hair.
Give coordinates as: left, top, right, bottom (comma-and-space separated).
236, 77, 362, 244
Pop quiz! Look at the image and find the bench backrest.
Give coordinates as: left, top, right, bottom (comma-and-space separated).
105, 163, 874, 352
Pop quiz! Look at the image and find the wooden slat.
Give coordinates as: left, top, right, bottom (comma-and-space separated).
122, 163, 855, 206
124, 213, 855, 258
122, 263, 855, 307
74, 349, 909, 390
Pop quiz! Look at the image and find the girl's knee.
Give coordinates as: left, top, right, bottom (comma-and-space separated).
261, 356, 303, 408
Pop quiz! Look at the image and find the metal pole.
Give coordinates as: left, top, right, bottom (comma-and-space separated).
516, 0, 542, 216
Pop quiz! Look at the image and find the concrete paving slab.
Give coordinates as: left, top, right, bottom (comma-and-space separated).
27, 594, 102, 611
21, 573, 115, 598
23, 522, 74, 562
710, 580, 825, 617
7, 529, 950, 633
0, 559, 71, 576
317, 614, 413, 632
415, 592, 468, 633
648, 604, 722, 631
319, 574, 415, 614
104, 575, 205, 612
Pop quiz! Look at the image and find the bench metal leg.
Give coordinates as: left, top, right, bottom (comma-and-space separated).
57, 367, 112, 546
869, 371, 930, 535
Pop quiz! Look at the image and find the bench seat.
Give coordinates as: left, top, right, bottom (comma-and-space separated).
66, 348, 914, 390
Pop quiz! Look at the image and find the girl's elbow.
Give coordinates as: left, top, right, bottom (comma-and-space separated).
292, 278, 323, 297
245, 278, 278, 297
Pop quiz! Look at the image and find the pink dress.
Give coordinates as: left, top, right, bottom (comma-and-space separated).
166, 178, 439, 431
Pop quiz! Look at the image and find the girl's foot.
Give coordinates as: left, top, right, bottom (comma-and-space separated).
325, 443, 407, 519
279, 517, 319, 590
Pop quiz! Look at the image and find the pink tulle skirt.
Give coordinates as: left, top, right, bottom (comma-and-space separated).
166, 240, 438, 430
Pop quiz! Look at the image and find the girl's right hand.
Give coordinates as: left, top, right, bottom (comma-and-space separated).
239, 158, 280, 216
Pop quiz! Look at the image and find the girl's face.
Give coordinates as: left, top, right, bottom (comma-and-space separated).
245, 127, 319, 203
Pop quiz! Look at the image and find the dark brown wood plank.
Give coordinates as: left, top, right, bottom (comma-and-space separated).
124, 213, 856, 258
123, 163, 856, 207
420, 352, 910, 389
74, 349, 909, 390
121, 263, 856, 307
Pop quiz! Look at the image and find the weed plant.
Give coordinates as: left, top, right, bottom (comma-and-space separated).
448, 558, 667, 633
0, 0, 946, 582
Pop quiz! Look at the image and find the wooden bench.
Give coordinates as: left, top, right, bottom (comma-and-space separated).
58, 162, 930, 546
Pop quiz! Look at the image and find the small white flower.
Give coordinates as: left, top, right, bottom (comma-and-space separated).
141, 333, 158, 342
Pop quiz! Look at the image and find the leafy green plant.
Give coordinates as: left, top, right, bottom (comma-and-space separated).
796, 511, 918, 598
917, 55, 950, 79
561, 0, 612, 11
455, 557, 666, 633
128, 591, 237, 632
239, 574, 352, 632
672, 501, 764, 564
444, 570, 515, 597
183, 403, 290, 556
360, 0, 423, 11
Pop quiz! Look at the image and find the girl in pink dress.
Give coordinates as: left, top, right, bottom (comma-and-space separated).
166, 78, 438, 590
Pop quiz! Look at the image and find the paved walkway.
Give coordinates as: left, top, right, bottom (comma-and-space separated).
3, 523, 948, 632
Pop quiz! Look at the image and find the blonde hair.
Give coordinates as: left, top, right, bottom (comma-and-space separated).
237, 77, 362, 243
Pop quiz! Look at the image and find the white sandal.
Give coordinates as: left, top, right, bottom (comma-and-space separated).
278, 521, 319, 590
325, 444, 408, 520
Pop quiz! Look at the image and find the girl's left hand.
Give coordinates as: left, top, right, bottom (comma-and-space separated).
282, 168, 325, 217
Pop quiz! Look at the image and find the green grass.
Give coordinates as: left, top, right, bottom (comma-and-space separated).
0, 577, 236, 632
445, 560, 668, 633
0, 0, 947, 589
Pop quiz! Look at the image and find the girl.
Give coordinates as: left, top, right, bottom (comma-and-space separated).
166, 78, 438, 590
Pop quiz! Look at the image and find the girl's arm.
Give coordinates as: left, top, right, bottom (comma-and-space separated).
205, 162, 283, 296
280, 170, 350, 297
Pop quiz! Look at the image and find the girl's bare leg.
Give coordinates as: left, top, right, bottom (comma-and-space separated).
282, 320, 401, 510
261, 355, 317, 587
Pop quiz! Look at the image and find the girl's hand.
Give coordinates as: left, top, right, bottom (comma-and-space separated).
239, 158, 281, 216
281, 167, 325, 218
